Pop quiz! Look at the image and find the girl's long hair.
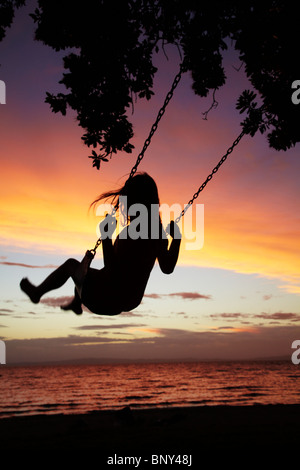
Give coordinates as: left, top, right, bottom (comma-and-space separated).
91, 172, 163, 232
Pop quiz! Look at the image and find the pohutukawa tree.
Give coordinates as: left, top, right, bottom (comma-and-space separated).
2, 0, 300, 169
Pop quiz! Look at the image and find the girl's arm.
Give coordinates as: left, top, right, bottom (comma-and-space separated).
99, 215, 117, 268
158, 221, 181, 274
102, 238, 115, 268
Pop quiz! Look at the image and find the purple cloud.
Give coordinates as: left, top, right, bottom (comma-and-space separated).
1, 261, 58, 269
145, 292, 211, 301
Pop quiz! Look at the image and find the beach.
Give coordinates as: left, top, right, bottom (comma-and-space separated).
1, 404, 299, 462
1, 362, 300, 463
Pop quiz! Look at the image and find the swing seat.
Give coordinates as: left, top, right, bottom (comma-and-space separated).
83, 249, 95, 263
75, 250, 95, 298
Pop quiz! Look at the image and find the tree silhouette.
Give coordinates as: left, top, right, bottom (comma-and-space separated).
6, 1, 300, 167
0, 0, 25, 43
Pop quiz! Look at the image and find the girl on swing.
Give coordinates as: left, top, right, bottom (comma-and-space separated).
20, 173, 181, 316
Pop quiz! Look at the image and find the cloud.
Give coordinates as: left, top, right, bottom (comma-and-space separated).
254, 312, 300, 321
4, 324, 300, 364
145, 292, 211, 301
210, 313, 245, 319
144, 293, 161, 299
0, 309, 13, 315
74, 323, 147, 331
263, 295, 272, 301
168, 292, 211, 300
40, 298, 148, 317
209, 312, 300, 323
120, 311, 144, 318
0, 261, 58, 269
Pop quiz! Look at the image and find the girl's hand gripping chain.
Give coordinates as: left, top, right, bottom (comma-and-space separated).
99, 214, 117, 239
165, 220, 181, 239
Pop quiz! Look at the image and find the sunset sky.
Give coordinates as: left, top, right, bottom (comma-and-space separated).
0, 2, 299, 365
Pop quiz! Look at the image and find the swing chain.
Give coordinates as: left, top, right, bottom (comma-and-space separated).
89, 62, 245, 254
128, 63, 185, 179
89, 64, 185, 256
89, 237, 102, 257
175, 130, 245, 223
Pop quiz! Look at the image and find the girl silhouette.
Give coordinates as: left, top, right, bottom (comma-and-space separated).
20, 173, 181, 316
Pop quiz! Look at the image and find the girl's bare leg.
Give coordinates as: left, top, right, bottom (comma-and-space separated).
20, 258, 83, 305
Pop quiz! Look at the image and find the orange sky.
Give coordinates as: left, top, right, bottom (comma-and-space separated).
1, 95, 299, 294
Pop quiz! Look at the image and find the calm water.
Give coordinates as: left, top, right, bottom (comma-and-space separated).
0, 361, 300, 419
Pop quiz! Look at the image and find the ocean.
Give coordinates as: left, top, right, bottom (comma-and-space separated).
0, 361, 299, 419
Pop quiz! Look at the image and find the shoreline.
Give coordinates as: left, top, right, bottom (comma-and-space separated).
1, 403, 299, 456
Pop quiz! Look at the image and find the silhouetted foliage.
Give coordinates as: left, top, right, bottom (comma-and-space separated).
5, 1, 300, 167
0, 0, 25, 43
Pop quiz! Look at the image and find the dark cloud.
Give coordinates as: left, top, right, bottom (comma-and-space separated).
29, 292, 211, 313
209, 312, 300, 323
120, 311, 144, 318
168, 292, 211, 300
0, 309, 13, 315
4, 325, 300, 364
254, 312, 300, 321
144, 293, 161, 299
0, 261, 58, 269
4, 324, 300, 364
210, 313, 245, 319
74, 323, 147, 331
145, 292, 211, 301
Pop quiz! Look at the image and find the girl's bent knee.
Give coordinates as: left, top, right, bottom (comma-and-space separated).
64, 258, 80, 270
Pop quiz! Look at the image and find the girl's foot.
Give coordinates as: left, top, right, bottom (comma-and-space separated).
60, 297, 83, 315
20, 278, 40, 304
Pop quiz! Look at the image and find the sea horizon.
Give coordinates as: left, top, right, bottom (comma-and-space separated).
2, 355, 292, 368
1, 360, 299, 420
